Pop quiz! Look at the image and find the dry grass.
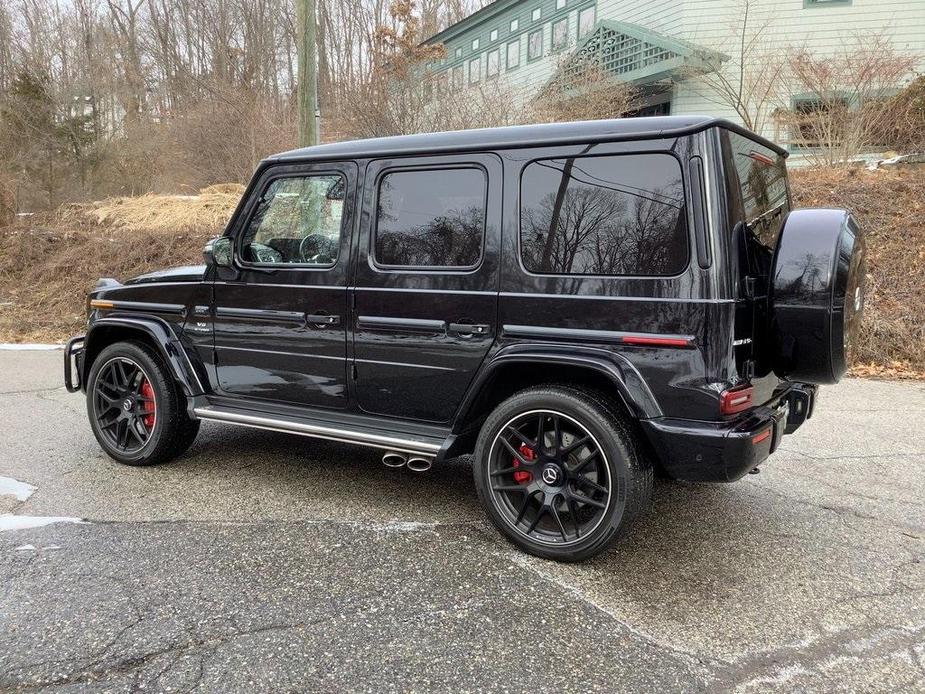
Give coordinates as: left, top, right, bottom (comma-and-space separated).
790, 165, 925, 378
0, 186, 241, 342
59, 183, 244, 234
0, 168, 923, 381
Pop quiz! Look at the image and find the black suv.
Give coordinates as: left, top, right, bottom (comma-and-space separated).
64, 117, 866, 561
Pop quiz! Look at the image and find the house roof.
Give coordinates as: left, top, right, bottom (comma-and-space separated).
424, 0, 523, 45
545, 19, 727, 89
270, 116, 787, 163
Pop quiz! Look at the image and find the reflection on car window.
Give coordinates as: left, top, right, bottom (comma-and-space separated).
241, 174, 345, 266
520, 153, 688, 276
729, 134, 789, 252
375, 168, 485, 268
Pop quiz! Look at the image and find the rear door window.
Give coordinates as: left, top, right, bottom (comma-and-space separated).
519, 153, 688, 276
726, 132, 790, 281
374, 167, 486, 269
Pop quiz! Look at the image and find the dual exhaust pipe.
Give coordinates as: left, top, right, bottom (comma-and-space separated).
382, 451, 433, 473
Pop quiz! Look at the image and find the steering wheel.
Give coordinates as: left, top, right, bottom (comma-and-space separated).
247, 242, 282, 264
299, 234, 335, 264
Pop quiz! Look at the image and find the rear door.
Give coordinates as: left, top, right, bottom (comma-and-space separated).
352, 153, 502, 423
721, 131, 790, 398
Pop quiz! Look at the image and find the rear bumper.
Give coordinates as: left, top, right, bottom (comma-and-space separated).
64, 335, 85, 393
640, 384, 817, 482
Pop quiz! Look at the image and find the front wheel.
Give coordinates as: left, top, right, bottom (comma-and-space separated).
472, 386, 652, 562
86, 341, 200, 466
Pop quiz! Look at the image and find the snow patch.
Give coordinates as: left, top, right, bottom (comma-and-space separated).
0, 343, 64, 351
14, 544, 35, 551
0, 476, 36, 502
0, 515, 85, 532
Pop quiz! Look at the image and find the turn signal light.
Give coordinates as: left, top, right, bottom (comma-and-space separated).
720, 385, 753, 415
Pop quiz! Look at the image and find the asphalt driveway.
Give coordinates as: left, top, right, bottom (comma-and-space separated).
1, 350, 924, 692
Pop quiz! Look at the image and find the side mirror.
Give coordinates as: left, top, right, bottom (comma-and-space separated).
204, 237, 232, 268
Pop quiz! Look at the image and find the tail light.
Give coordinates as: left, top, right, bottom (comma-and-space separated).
720, 385, 754, 415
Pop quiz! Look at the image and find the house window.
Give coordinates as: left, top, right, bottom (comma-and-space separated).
455, 47, 462, 59
552, 18, 568, 51
520, 154, 688, 276
487, 49, 500, 78
804, 0, 851, 6
469, 57, 481, 83
510, 18, 519, 32
527, 28, 543, 61
490, 28, 498, 42
531, 7, 541, 21
472, 38, 480, 50
506, 39, 520, 69
556, 0, 566, 9
578, 6, 595, 38
452, 65, 463, 89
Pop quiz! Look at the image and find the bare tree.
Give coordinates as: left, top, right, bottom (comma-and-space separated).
779, 34, 918, 166
686, 0, 787, 134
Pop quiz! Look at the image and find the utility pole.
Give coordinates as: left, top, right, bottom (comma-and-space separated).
296, 0, 319, 147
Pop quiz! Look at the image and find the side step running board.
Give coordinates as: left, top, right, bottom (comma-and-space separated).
192, 405, 444, 456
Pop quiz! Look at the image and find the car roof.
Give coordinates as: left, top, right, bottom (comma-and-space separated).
268, 116, 787, 164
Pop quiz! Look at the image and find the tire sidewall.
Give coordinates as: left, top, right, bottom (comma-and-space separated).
86, 342, 174, 465
473, 388, 637, 561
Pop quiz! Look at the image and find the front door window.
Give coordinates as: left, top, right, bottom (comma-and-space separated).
240, 174, 345, 266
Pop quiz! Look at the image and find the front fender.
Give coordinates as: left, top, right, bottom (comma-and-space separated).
83, 316, 205, 397
454, 343, 662, 433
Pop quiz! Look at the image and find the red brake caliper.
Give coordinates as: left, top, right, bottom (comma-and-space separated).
513, 443, 534, 484
139, 379, 156, 430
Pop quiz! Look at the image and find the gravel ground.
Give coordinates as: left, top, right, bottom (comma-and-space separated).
1, 350, 924, 692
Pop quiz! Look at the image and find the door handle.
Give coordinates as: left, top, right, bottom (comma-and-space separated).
449, 322, 489, 336
305, 313, 340, 327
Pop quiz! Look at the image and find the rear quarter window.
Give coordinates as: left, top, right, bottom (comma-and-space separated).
519, 153, 688, 276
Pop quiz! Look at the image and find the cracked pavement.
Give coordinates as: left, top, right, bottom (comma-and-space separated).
1, 350, 924, 692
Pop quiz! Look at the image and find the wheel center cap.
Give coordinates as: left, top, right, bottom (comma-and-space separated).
541, 464, 561, 486
122, 398, 134, 412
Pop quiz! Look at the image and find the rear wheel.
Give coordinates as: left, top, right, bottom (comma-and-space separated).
86, 341, 200, 465
472, 386, 652, 562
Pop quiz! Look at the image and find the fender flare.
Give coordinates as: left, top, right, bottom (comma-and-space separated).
83, 316, 205, 397
453, 344, 662, 433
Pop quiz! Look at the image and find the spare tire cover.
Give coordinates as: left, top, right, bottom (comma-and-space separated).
770, 209, 866, 384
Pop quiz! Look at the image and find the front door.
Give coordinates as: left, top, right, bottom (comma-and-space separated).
212, 161, 356, 409
352, 154, 502, 423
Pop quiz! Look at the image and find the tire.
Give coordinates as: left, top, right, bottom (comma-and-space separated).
472, 385, 652, 562
770, 209, 866, 384
85, 340, 200, 466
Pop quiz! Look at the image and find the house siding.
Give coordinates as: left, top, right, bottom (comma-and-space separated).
426, 0, 925, 142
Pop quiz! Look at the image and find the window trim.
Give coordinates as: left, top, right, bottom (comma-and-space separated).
531, 7, 542, 21
371, 163, 489, 273
469, 56, 481, 83
527, 28, 544, 62
577, 6, 596, 38
516, 151, 691, 279
236, 169, 349, 271
506, 39, 521, 70
486, 48, 501, 79
803, 0, 851, 7
551, 17, 569, 52
510, 18, 519, 32
489, 28, 498, 42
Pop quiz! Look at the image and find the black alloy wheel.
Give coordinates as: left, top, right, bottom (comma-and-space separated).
488, 409, 611, 546
86, 341, 200, 466
92, 356, 158, 455
473, 386, 652, 562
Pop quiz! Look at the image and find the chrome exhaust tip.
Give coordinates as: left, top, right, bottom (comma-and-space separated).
406, 456, 433, 473
382, 452, 408, 469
